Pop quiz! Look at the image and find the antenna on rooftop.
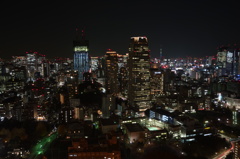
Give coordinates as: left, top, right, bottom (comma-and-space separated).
160, 44, 163, 61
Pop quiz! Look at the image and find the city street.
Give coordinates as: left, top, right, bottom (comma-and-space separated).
212, 134, 235, 159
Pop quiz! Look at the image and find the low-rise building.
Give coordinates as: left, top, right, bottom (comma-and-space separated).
68, 138, 121, 159
100, 119, 118, 134
124, 123, 145, 143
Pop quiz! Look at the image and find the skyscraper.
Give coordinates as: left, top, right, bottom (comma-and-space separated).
105, 49, 118, 94
26, 51, 37, 81
128, 36, 151, 113
73, 29, 90, 81
118, 53, 128, 97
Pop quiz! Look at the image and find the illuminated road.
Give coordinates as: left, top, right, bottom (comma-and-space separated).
212, 134, 235, 159
29, 133, 57, 159
212, 142, 234, 159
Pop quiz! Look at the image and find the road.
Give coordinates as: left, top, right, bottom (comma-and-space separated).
29, 133, 57, 159
212, 142, 234, 159
212, 134, 236, 159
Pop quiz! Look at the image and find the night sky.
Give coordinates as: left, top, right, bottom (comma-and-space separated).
1, 0, 240, 59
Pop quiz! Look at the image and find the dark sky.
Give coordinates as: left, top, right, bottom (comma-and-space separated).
1, 0, 240, 59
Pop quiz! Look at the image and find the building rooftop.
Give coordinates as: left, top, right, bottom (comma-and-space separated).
100, 119, 117, 126
125, 123, 145, 132
147, 126, 161, 131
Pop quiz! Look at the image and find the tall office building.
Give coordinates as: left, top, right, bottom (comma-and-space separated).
150, 69, 164, 102
73, 29, 90, 81
118, 53, 128, 97
65, 70, 79, 99
90, 56, 99, 72
105, 49, 118, 94
26, 51, 37, 81
117, 53, 128, 72
128, 36, 151, 113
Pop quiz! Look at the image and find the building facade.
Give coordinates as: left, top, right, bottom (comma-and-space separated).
105, 49, 118, 94
73, 30, 90, 81
128, 36, 151, 113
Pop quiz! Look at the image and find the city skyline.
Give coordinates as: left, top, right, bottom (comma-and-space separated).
2, 17, 240, 158
1, 1, 240, 60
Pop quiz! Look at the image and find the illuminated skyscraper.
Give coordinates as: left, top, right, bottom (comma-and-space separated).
65, 70, 79, 99
128, 36, 151, 113
73, 29, 90, 81
105, 49, 118, 94
118, 53, 128, 97
90, 56, 99, 72
25, 51, 46, 81
26, 51, 37, 81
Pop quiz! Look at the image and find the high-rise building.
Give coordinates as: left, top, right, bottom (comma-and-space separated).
216, 46, 240, 77
59, 106, 74, 124
233, 139, 240, 159
65, 70, 79, 99
12, 55, 26, 67
96, 57, 106, 87
150, 69, 164, 102
90, 56, 99, 72
73, 29, 90, 81
26, 51, 37, 81
105, 49, 118, 94
119, 67, 128, 97
118, 53, 128, 97
117, 53, 128, 72
128, 36, 151, 113
24, 51, 47, 81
